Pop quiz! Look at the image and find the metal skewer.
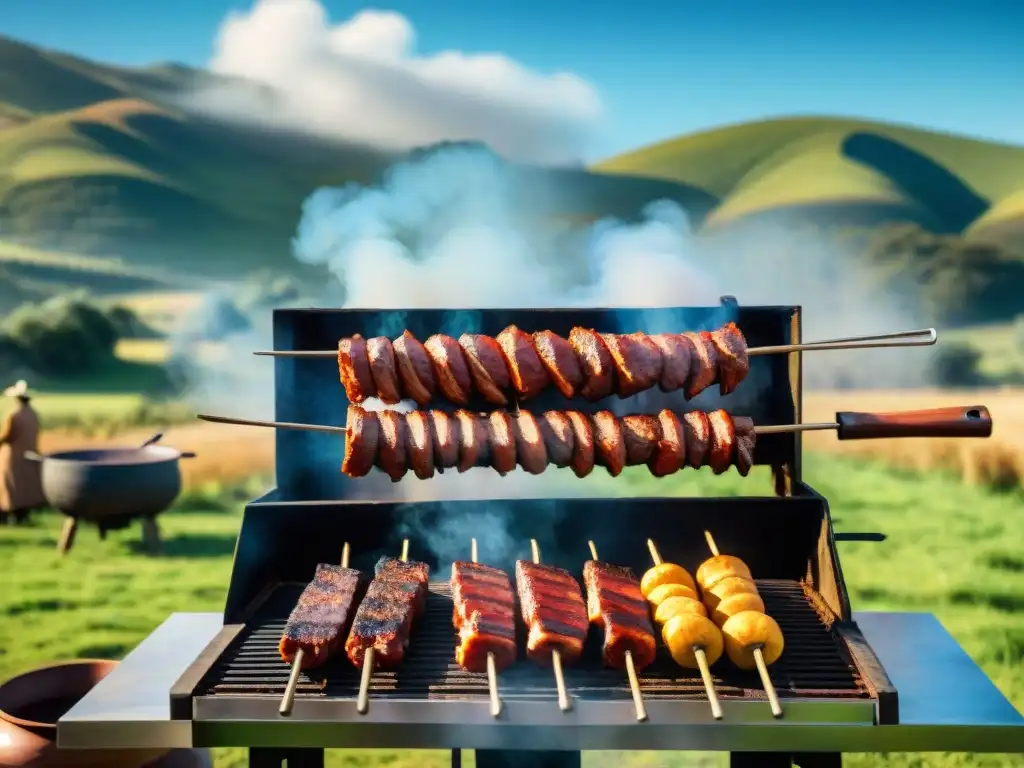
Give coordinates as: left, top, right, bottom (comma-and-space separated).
357, 538, 410, 715
530, 538, 572, 713
196, 413, 839, 437
252, 327, 937, 358
703, 532, 782, 718
587, 540, 647, 722
647, 539, 722, 720
469, 537, 503, 718
279, 541, 353, 716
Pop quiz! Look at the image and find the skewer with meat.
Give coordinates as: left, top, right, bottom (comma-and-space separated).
583, 541, 653, 722
277, 542, 363, 716
699, 531, 784, 718
516, 539, 588, 712
339, 406, 756, 482
317, 325, 935, 407
452, 538, 516, 717
203, 404, 992, 481
344, 540, 430, 714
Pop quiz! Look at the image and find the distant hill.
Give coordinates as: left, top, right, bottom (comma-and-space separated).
0, 36, 707, 290
594, 117, 1024, 254
0, 35, 1023, 323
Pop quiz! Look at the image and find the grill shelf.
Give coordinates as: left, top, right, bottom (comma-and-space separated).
196, 579, 870, 704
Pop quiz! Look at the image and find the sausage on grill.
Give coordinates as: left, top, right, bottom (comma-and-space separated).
583, 560, 657, 671
459, 334, 510, 406
344, 556, 430, 669
497, 325, 551, 399
515, 559, 589, 665
342, 408, 756, 480
342, 406, 379, 477
367, 337, 402, 404
280, 563, 364, 668
336, 323, 751, 405
451, 561, 517, 673
393, 331, 437, 407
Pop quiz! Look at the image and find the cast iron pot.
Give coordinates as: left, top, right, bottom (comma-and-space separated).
24, 434, 196, 523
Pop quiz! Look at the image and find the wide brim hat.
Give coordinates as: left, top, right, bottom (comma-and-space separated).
3, 380, 29, 398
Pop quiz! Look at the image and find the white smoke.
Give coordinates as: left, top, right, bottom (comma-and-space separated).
191, 0, 601, 164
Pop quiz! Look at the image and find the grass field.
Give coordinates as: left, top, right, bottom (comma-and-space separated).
0, 454, 1021, 767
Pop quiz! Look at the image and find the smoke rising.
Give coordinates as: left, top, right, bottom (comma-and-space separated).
189, 0, 601, 165
174, 143, 934, 565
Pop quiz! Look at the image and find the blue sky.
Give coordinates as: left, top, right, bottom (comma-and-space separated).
3, 0, 1023, 159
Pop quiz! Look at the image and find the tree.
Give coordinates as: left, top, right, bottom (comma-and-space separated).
929, 343, 985, 387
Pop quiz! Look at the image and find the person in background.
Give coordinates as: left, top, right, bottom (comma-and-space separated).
0, 380, 45, 524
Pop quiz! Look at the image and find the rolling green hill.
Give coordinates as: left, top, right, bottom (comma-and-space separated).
593, 117, 1024, 253
1, 34, 1023, 323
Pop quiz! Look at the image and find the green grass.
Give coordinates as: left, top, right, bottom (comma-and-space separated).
0, 456, 1021, 767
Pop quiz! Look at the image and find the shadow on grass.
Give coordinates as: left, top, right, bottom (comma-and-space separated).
125, 532, 237, 559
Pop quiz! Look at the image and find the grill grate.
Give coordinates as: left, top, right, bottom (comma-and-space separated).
196, 579, 870, 704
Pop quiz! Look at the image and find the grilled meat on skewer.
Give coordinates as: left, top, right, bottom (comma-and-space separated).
344, 556, 430, 669
280, 564, 364, 668
451, 561, 517, 673
334, 323, 750, 406
342, 408, 754, 480
583, 560, 657, 671
515, 560, 589, 665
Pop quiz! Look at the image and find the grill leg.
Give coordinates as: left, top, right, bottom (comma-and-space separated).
794, 754, 842, 768
730, 754, 792, 768
475, 750, 581, 768
248, 747, 325, 767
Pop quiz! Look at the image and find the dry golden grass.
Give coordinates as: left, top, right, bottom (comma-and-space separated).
803, 388, 1024, 489
40, 423, 275, 488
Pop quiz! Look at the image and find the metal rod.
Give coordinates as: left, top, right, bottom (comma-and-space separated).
252, 327, 938, 359
588, 539, 647, 722
358, 540, 409, 715
279, 649, 304, 716
530, 539, 572, 713
356, 648, 373, 715
646, 538, 722, 720
470, 538, 503, 719
747, 327, 937, 356
754, 647, 784, 718
197, 413, 840, 437
704, 531, 720, 557
280, 540, 353, 716
694, 648, 724, 720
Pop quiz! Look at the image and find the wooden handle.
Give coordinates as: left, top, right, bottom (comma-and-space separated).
836, 405, 992, 440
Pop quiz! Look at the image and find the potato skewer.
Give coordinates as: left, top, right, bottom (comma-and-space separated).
700, 531, 784, 718
468, 537, 503, 718
585, 540, 649, 722
644, 539, 723, 720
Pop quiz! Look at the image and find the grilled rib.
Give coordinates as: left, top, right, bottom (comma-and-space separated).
342, 408, 756, 480
451, 561, 517, 673
583, 560, 657, 671
335, 323, 750, 406
515, 560, 588, 665
344, 556, 430, 669
279, 564, 364, 669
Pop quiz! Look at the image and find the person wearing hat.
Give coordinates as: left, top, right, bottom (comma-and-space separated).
0, 380, 45, 524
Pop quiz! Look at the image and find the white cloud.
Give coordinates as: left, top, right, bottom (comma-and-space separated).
200, 0, 603, 164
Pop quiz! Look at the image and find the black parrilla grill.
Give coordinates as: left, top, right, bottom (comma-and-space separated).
195, 579, 870, 703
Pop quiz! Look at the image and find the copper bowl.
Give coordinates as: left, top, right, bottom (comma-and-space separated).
0, 660, 209, 768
